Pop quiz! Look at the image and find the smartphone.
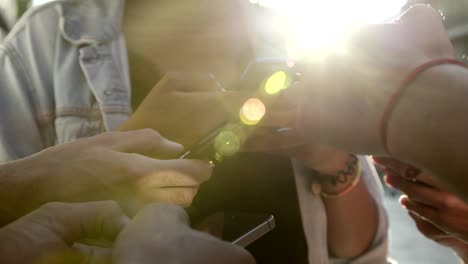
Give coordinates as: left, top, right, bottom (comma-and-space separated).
179, 58, 301, 162
179, 122, 245, 162
235, 57, 302, 92
223, 212, 276, 247
197, 211, 275, 248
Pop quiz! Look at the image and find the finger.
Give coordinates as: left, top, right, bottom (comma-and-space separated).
159, 72, 225, 92
386, 175, 442, 207
73, 244, 112, 264
142, 187, 200, 208
109, 153, 213, 188
174, 231, 256, 264
133, 203, 191, 229
408, 212, 449, 239
153, 159, 213, 185
112, 129, 184, 158
413, 173, 446, 191
401, 196, 439, 223
34, 201, 129, 244
125, 155, 213, 186
138, 204, 255, 264
372, 157, 421, 179
116, 203, 256, 264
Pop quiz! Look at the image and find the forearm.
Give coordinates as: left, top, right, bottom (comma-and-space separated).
323, 159, 378, 258
388, 64, 468, 201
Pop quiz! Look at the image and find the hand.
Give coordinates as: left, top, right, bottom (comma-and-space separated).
408, 212, 468, 262
113, 203, 255, 264
296, 5, 455, 154
241, 84, 357, 192
374, 157, 468, 244
0, 201, 128, 264
7, 129, 212, 218
120, 73, 249, 148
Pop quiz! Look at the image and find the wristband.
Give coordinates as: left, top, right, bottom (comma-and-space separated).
380, 58, 468, 155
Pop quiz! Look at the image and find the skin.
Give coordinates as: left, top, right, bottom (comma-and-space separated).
244, 134, 379, 258
0, 201, 253, 264
0, 130, 212, 223
122, 0, 379, 259
374, 157, 468, 262
0, 201, 129, 264
113, 203, 255, 264
284, 5, 468, 201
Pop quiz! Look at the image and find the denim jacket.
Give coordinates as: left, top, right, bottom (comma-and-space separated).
0, 1, 388, 263
0, 0, 130, 160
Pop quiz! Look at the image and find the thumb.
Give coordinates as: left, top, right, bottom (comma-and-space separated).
31, 201, 129, 245
113, 129, 184, 158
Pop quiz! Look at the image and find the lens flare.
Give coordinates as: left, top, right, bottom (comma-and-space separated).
214, 130, 241, 157
250, 0, 406, 60
240, 98, 266, 126
264, 71, 290, 95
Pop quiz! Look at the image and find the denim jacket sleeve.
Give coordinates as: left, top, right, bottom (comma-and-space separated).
0, 0, 130, 162
0, 9, 59, 162
0, 47, 44, 161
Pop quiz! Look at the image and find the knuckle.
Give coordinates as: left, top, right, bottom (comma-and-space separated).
440, 196, 458, 211
141, 128, 161, 139
141, 129, 165, 153
123, 154, 145, 175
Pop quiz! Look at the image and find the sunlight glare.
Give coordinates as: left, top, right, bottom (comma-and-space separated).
251, 0, 406, 59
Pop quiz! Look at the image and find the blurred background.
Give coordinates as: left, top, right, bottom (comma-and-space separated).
0, 0, 462, 263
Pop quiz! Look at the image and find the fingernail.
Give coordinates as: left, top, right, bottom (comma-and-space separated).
399, 196, 408, 207
172, 143, 185, 152
384, 175, 397, 187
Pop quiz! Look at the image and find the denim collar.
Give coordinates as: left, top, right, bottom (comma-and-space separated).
57, 0, 125, 45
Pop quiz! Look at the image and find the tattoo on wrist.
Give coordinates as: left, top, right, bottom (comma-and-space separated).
312, 155, 358, 187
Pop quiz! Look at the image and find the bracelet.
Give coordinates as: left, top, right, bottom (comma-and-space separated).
379, 58, 468, 155
315, 155, 362, 199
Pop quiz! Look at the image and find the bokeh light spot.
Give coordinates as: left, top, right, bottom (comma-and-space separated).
264, 71, 290, 95
214, 131, 241, 157
240, 98, 266, 126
